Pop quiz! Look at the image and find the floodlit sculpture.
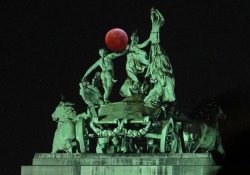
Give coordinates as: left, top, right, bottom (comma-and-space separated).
144, 7, 176, 104
51, 101, 90, 153
79, 72, 104, 107
50, 7, 226, 156
182, 102, 226, 154
82, 48, 127, 104
51, 101, 78, 153
120, 32, 150, 97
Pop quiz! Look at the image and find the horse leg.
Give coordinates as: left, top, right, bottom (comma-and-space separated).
216, 135, 225, 154
183, 132, 192, 153
177, 135, 183, 153
192, 141, 201, 153
51, 145, 58, 153
65, 139, 77, 153
96, 138, 109, 153
51, 135, 58, 153
184, 140, 193, 153
170, 133, 182, 153
147, 139, 156, 153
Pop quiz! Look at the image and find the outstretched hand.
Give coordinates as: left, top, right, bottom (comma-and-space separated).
81, 76, 87, 82
125, 45, 130, 50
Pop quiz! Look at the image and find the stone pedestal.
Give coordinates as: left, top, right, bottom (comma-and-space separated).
21, 153, 221, 175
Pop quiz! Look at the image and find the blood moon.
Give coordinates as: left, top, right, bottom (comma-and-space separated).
105, 28, 128, 52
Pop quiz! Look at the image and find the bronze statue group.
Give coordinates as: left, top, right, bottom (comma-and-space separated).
51, 7, 226, 156
82, 7, 175, 105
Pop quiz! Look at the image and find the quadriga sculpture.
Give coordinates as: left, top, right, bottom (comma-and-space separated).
51, 101, 79, 153
182, 102, 226, 154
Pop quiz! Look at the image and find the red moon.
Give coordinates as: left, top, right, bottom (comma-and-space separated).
105, 28, 128, 52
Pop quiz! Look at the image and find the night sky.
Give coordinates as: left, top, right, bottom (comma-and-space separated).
1, 1, 250, 174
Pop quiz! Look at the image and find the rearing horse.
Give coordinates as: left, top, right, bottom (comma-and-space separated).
183, 101, 226, 154
51, 101, 78, 153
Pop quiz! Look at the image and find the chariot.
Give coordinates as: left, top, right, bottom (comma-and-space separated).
75, 95, 179, 153
51, 6, 225, 155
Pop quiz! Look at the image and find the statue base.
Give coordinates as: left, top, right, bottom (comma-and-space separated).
21, 153, 221, 175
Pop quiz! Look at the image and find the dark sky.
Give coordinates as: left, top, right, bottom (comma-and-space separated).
1, 1, 250, 174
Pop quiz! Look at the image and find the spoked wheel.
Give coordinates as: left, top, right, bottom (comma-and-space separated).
76, 118, 89, 153
160, 118, 174, 153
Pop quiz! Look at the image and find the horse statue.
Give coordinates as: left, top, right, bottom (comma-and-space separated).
51, 101, 79, 153
182, 101, 226, 154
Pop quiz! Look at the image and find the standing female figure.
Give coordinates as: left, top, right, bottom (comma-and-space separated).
144, 7, 176, 104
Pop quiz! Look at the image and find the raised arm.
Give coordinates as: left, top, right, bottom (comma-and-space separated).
137, 38, 151, 48
83, 60, 100, 78
110, 46, 128, 59
155, 9, 165, 26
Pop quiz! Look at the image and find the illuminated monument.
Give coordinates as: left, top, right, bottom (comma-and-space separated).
21, 7, 226, 175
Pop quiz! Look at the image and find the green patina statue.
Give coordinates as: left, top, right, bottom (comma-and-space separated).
182, 102, 226, 154
82, 48, 127, 104
51, 101, 79, 153
144, 7, 176, 104
51, 101, 90, 153
120, 32, 150, 97
51, 7, 226, 155
79, 72, 104, 107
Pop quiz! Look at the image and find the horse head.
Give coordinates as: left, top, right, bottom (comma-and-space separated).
52, 101, 77, 122
213, 104, 226, 121
196, 101, 226, 128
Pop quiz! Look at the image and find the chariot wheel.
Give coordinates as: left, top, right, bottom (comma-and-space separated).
159, 118, 174, 153
76, 118, 89, 153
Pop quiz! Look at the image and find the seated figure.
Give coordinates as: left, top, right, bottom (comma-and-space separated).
79, 72, 104, 107
120, 32, 150, 97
